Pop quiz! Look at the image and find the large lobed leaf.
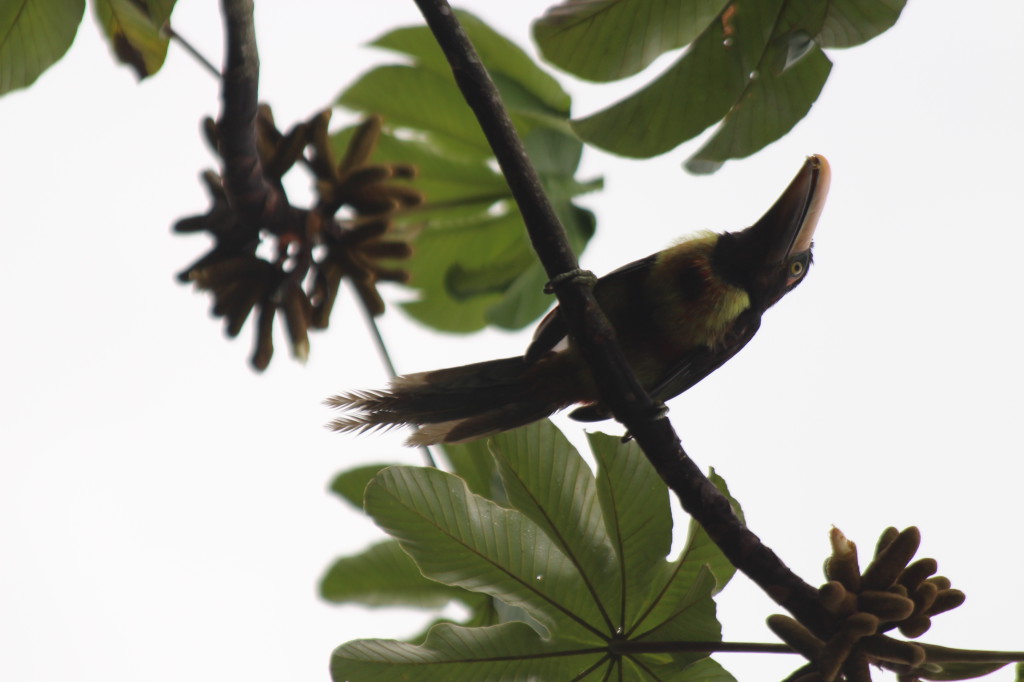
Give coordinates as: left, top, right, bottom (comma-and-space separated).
534, 0, 729, 82
535, 0, 906, 170
334, 11, 600, 333
329, 421, 740, 681
0, 0, 85, 96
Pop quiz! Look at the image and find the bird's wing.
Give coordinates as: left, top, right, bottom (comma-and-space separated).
568, 311, 762, 423
524, 254, 658, 363
647, 313, 762, 402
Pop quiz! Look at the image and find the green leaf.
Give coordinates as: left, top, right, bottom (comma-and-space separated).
0, 0, 85, 96
685, 46, 832, 174
92, 0, 175, 79
329, 464, 393, 509
816, 0, 907, 48
589, 433, 672, 626
335, 13, 598, 333
372, 11, 570, 113
321, 539, 469, 608
642, 655, 737, 682
572, 0, 788, 158
364, 465, 607, 640
633, 566, 722, 669
534, 0, 729, 81
330, 423, 740, 680
439, 440, 499, 499
490, 422, 620, 625
331, 128, 508, 205
399, 208, 531, 332
558, 0, 902, 169
331, 621, 598, 681
339, 65, 492, 159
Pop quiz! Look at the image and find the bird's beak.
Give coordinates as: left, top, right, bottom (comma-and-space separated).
751, 154, 831, 266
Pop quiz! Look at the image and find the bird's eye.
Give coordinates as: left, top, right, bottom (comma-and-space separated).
790, 260, 804, 277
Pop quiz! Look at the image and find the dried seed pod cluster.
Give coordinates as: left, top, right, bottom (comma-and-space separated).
175, 105, 422, 370
768, 526, 966, 682
305, 113, 422, 317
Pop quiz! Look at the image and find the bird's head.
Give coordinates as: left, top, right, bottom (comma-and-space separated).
712, 154, 831, 310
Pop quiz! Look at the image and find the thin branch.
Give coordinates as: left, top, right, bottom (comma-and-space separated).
164, 24, 221, 78
355, 291, 437, 467
410, 0, 832, 637
218, 0, 298, 233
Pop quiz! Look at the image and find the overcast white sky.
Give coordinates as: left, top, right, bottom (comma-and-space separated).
2, 1, 1022, 681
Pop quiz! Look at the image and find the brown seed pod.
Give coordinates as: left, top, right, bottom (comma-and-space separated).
859, 634, 926, 667
874, 527, 900, 556
841, 649, 871, 682
857, 590, 916, 622
910, 580, 939, 616
818, 613, 878, 682
338, 115, 383, 177
252, 301, 277, 371
281, 283, 311, 362
898, 615, 932, 639
767, 614, 824, 661
897, 558, 938, 591
826, 527, 861, 592
819, 581, 853, 614
861, 527, 921, 591
926, 589, 966, 617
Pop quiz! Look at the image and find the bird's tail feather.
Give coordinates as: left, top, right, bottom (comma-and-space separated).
326, 356, 569, 445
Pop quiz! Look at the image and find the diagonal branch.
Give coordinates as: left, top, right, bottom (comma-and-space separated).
410, 0, 832, 637
219, 0, 299, 233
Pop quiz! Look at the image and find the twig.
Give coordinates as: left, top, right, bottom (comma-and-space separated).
218, 0, 299, 233
410, 0, 832, 637
355, 291, 437, 467
165, 24, 221, 78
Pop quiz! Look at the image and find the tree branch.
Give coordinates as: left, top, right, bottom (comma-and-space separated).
218, 0, 298, 233
410, 0, 832, 636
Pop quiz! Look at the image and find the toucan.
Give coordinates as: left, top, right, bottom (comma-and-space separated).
328, 155, 831, 446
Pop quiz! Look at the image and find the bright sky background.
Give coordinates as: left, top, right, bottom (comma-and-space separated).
2, 1, 1022, 681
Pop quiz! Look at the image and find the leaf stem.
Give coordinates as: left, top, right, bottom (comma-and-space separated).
355, 290, 437, 467
164, 24, 221, 78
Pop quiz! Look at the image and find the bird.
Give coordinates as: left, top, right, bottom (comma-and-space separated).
327, 154, 831, 446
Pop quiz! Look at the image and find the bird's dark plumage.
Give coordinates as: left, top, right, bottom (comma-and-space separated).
328, 155, 831, 445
